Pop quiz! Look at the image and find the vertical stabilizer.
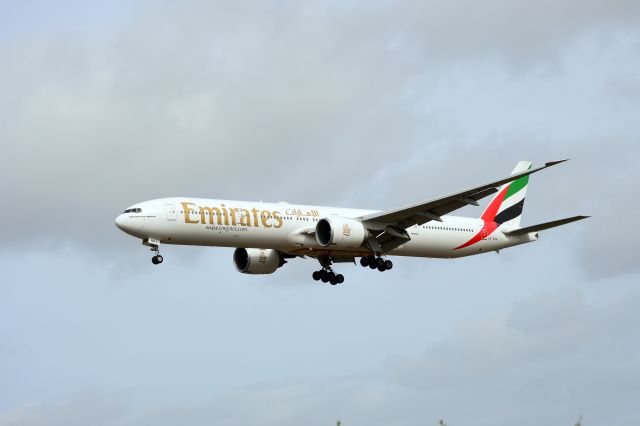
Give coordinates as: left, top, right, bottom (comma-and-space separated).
479, 161, 531, 228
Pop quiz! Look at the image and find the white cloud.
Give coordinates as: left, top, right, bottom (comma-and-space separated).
0, 391, 131, 426
3, 284, 639, 426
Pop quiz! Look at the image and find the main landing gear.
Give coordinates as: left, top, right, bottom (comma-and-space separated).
312, 268, 345, 285
360, 255, 393, 272
312, 256, 344, 285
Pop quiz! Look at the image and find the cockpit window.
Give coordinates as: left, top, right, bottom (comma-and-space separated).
123, 208, 142, 213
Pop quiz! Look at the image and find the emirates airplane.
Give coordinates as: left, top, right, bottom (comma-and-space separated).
115, 160, 587, 285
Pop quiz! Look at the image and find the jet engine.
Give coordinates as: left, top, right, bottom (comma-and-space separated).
315, 217, 368, 248
233, 248, 281, 274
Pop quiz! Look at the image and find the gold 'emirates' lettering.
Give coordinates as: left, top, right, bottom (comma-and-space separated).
198, 206, 220, 224
181, 201, 284, 229
250, 208, 259, 228
272, 211, 283, 228
261, 210, 272, 228
239, 208, 251, 226
182, 202, 201, 224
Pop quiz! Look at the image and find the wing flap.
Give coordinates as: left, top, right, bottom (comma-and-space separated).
503, 215, 589, 236
360, 159, 569, 253
362, 160, 567, 226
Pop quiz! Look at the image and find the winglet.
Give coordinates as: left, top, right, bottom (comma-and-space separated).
545, 159, 569, 167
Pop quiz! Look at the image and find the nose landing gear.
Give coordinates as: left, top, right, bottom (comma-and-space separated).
144, 238, 164, 265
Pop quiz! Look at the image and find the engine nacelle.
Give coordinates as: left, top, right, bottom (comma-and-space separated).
233, 248, 281, 274
315, 217, 368, 248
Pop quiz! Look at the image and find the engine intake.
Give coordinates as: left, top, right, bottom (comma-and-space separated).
233, 248, 281, 274
315, 217, 368, 248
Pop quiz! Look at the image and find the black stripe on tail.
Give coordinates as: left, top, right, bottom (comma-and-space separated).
494, 198, 525, 225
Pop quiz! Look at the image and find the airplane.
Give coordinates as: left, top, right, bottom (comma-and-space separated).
115, 160, 588, 285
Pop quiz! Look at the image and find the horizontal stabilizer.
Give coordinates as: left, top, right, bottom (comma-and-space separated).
504, 215, 589, 236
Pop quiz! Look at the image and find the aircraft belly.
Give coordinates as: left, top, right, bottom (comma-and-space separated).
387, 230, 489, 259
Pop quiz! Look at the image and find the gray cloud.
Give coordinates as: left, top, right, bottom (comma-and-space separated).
1, 0, 638, 252
2, 3, 640, 426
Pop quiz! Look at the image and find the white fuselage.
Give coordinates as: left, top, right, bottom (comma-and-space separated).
115, 197, 537, 259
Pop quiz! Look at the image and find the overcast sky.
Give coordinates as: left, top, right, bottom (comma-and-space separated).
1, 1, 639, 425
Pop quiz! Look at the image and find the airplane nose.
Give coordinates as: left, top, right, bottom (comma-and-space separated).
115, 214, 127, 231
115, 212, 145, 234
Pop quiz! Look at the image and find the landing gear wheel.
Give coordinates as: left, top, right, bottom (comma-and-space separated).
315, 256, 345, 285
384, 260, 393, 270
360, 257, 369, 267
149, 242, 163, 265
378, 264, 386, 272
369, 262, 377, 269
376, 257, 385, 268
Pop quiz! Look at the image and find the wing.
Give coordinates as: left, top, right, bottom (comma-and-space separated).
361, 159, 568, 252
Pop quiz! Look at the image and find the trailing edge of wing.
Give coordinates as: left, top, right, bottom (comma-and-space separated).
503, 215, 590, 236
362, 159, 569, 225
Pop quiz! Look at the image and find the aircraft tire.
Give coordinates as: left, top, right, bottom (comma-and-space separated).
384, 260, 393, 270
312, 271, 321, 281
152, 256, 159, 265
360, 257, 369, 267
336, 274, 344, 284
377, 264, 386, 272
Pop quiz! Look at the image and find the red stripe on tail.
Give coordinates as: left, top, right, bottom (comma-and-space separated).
454, 185, 509, 250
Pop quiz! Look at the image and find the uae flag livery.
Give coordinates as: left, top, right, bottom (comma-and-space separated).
455, 161, 531, 250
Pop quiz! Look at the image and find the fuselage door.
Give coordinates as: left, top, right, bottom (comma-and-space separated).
165, 204, 177, 221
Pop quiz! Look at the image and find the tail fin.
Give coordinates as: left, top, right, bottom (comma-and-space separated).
480, 161, 531, 227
